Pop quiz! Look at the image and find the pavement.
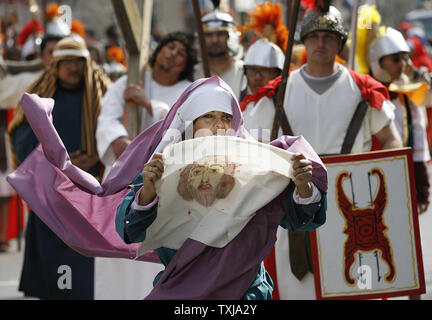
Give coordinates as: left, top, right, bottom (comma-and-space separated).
1, 168, 432, 300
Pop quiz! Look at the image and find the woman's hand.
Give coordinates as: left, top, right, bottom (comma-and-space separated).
138, 153, 164, 206
292, 153, 313, 198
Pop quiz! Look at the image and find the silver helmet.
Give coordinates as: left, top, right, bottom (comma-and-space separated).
369, 27, 410, 82
300, 6, 348, 47
201, 10, 241, 57
201, 10, 236, 33
244, 38, 285, 70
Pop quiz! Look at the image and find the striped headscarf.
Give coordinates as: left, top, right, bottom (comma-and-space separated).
8, 36, 111, 167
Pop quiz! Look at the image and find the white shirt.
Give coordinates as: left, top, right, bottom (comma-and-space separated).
391, 96, 430, 162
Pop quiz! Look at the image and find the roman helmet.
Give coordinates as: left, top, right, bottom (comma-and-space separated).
300, 1, 348, 52
201, 10, 241, 57
244, 38, 284, 71
368, 27, 410, 83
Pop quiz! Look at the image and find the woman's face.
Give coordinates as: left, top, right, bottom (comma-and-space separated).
193, 111, 233, 137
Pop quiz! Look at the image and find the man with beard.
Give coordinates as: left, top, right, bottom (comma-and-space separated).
194, 10, 247, 100
177, 155, 236, 207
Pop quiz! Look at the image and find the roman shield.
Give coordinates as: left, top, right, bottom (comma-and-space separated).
311, 148, 426, 299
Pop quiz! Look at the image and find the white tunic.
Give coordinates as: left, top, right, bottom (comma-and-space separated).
94, 72, 190, 300
243, 66, 396, 149
242, 65, 396, 300
391, 97, 430, 162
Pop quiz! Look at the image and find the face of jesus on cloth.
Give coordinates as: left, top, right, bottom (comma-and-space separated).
178, 155, 236, 207
137, 80, 236, 207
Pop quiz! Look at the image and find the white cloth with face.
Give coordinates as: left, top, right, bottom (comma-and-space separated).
136, 135, 296, 257
134, 81, 321, 256
134, 81, 286, 256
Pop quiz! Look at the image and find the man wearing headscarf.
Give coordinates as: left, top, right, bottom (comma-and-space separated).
8, 36, 111, 299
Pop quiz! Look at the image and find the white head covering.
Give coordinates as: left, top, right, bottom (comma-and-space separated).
244, 38, 285, 70
153, 80, 234, 156
178, 81, 233, 122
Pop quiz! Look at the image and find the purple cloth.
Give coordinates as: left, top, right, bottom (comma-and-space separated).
7, 76, 327, 299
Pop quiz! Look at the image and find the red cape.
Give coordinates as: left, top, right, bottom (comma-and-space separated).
239, 70, 389, 112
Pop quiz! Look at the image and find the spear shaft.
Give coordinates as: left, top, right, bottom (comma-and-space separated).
270, 0, 301, 140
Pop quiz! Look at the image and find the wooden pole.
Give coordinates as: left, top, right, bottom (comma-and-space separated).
111, 0, 141, 56
347, 0, 360, 70
111, 0, 153, 138
192, 0, 211, 78
29, 0, 40, 59
271, 0, 301, 140
129, 0, 153, 137
139, 0, 153, 82
40, 0, 47, 31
